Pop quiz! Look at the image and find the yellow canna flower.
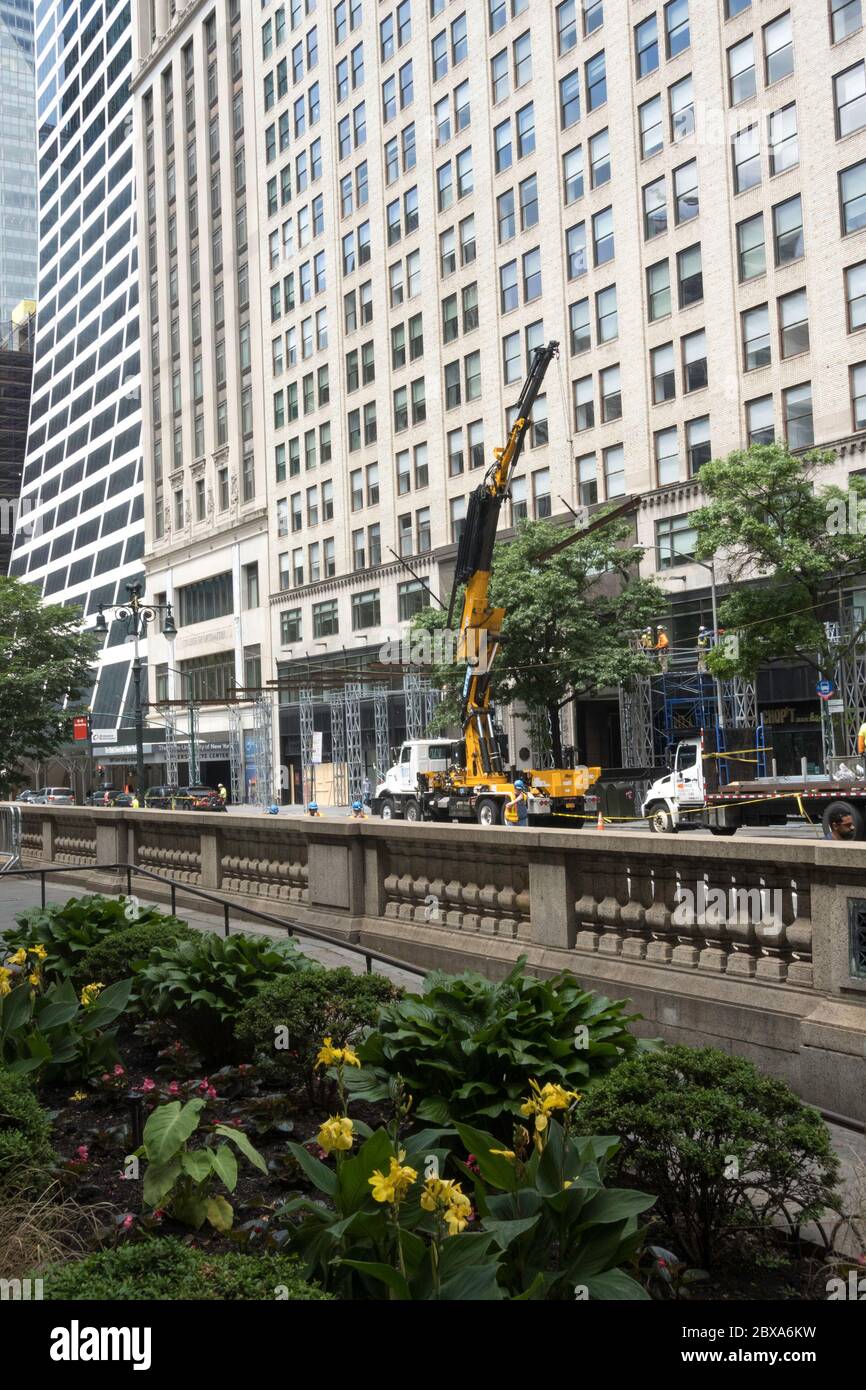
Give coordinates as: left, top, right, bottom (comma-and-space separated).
489, 1148, 516, 1161
30, 945, 48, 961
368, 1155, 417, 1205
317, 1115, 355, 1154
519, 1079, 582, 1150
0, 968, 12, 997
340, 1043, 361, 1068
8, 948, 27, 966
421, 1177, 472, 1235
315, 1036, 361, 1069
79, 981, 105, 1008
69, 1090, 88, 1102
28, 972, 41, 987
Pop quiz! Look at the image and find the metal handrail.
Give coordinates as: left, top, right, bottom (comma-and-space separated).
0, 805, 21, 874
0, 861, 425, 980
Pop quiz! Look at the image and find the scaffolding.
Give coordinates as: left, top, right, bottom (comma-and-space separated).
403, 671, 424, 740
423, 680, 439, 735
163, 707, 179, 788
833, 627, 866, 758
373, 683, 390, 781
299, 686, 315, 804
253, 692, 275, 808
346, 681, 363, 802
227, 704, 243, 805
187, 704, 201, 784
328, 688, 348, 806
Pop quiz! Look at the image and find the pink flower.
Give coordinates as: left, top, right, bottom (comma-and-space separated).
205, 1086, 218, 1100
113, 1063, 125, 1076
101, 1072, 111, 1082
168, 1081, 180, 1095
152, 1208, 165, 1221
76, 1145, 89, 1162
122, 1214, 134, 1230
141, 1077, 156, 1092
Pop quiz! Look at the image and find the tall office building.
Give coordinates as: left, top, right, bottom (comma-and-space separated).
138, 0, 866, 788
9, 0, 146, 771
0, 300, 35, 575
0, 0, 38, 319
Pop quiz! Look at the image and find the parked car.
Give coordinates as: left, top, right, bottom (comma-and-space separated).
177, 785, 227, 813
31, 787, 75, 805
90, 788, 133, 807
143, 785, 179, 810
16, 789, 36, 802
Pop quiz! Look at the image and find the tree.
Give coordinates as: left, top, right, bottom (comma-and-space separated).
692, 444, 866, 681
0, 578, 98, 792
411, 515, 663, 764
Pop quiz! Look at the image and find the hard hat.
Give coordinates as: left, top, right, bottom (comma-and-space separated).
514, 779, 526, 790
352, 800, 362, 810
268, 804, 279, 815
644, 626, 652, 633
308, 802, 318, 811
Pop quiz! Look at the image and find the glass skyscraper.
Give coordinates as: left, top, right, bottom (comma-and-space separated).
0, 0, 37, 319
9, 0, 146, 756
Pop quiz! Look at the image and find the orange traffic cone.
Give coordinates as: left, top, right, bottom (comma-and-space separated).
596, 811, 605, 831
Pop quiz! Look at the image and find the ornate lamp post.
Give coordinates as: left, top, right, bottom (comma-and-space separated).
93, 582, 177, 795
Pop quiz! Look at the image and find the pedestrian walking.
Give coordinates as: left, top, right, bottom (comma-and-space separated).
362, 775, 372, 807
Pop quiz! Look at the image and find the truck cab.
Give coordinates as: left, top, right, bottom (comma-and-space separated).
373, 739, 552, 824
642, 737, 705, 833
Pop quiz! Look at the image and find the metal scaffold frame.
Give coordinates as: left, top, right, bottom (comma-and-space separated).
529, 706, 555, 768
163, 708, 179, 788
328, 689, 348, 806
299, 686, 315, 804
833, 628, 866, 759
723, 676, 758, 731
373, 684, 390, 781
227, 704, 243, 805
187, 705, 201, 785
346, 681, 363, 803
423, 680, 439, 735
253, 692, 275, 808
403, 672, 424, 741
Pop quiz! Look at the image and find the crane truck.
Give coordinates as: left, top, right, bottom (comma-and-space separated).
372, 341, 602, 826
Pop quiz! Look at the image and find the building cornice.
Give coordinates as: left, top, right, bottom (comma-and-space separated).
269, 552, 435, 607
132, 1, 207, 91
145, 505, 268, 574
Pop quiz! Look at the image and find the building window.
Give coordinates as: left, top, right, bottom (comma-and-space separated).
643, 177, 667, 240
532, 468, 551, 518
784, 382, 814, 447
280, 609, 302, 645
597, 285, 618, 341
573, 375, 594, 431
840, 159, 866, 233
747, 395, 775, 445
774, 193, 804, 263
398, 579, 429, 621
737, 212, 766, 280
656, 514, 697, 568
687, 416, 711, 474
647, 260, 671, 321
243, 563, 259, 609
836, 61, 866, 137
733, 124, 761, 192
743, 304, 771, 371
683, 329, 707, 392
677, 243, 703, 306
728, 35, 756, 104
600, 364, 621, 422
577, 453, 597, 506
852, 362, 866, 429
674, 159, 699, 223
768, 103, 799, 174
764, 11, 793, 85
570, 297, 590, 355
640, 95, 663, 158
313, 600, 339, 637
779, 288, 810, 358
604, 444, 625, 498
847, 262, 866, 331
652, 343, 676, 403
665, 0, 690, 57
352, 590, 380, 630
635, 14, 659, 78
655, 427, 680, 486
831, 0, 862, 44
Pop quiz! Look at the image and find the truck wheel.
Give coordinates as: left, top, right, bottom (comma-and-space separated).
710, 825, 738, 837
404, 798, 421, 822
647, 803, 676, 834
821, 800, 866, 841
379, 797, 395, 820
476, 798, 503, 827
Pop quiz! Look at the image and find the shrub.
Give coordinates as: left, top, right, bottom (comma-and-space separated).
576, 1045, 841, 1268
137, 932, 314, 1063
0, 976, 132, 1084
348, 956, 645, 1129
3, 896, 190, 981
234, 966, 400, 1104
76, 920, 197, 987
40, 1238, 333, 1301
0, 1068, 54, 1194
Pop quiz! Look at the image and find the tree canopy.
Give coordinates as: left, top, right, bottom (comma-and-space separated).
693, 444, 866, 680
0, 577, 97, 791
411, 514, 663, 762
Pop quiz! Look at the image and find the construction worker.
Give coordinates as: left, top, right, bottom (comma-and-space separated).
696, 626, 711, 674
218, 781, 228, 806
306, 801, 323, 817
362, 774, 372, 807
350, 800, 368, 819
505, 779, 529, 827
655, 624, 670, 674
130, 793, 140, 810
857, 719, 866, 756
639, 626, 654, 651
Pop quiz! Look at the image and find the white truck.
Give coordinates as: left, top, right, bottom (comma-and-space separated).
642, 730, 866, 838
372, 739, 552, 826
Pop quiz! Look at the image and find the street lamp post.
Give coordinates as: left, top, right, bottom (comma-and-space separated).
93, 582, 177, 796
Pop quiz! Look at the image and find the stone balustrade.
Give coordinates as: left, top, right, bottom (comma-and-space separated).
11, 805, 866, 1119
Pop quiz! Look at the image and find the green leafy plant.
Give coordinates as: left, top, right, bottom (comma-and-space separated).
348, 957, 645, 1129
576, 1046, 841, 1268
75, 919, 197, 988
0, 976, 132, 1082
134, 1097, 267, 1233
234, 966, 400, 1105
0, 1067, 55, 1194
39, 1238, 333, 1300
3, 896, 189, 981
137, 932, 313, 1063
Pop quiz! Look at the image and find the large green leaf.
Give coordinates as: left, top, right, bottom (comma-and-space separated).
143, 1098, 205, 1163
205, 1195, 234, 1232
453, 1123, 518, 1191
338, 1128, 396, 1214
287, 1141, 338, 1197
143, 1154, 183, 1207
481, 1214, 541, 1250
585, 1269, 651, 1301
340, 1260, 410, 1300
181, 1150, 216, 1185
1, 983, 33, 1033
209, 1144, 239, 1192
32, 999, 79, 1031
214, 1124, 267, 1175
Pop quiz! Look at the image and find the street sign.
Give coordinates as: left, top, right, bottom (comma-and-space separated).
827, 699, 844, 714
72, 716, 90, 742
92, 730, 118, 745
311, 731, 323, 765
816, 679, 835, 699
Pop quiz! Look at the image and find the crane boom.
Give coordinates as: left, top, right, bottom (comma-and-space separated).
446, 340, 559, 781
